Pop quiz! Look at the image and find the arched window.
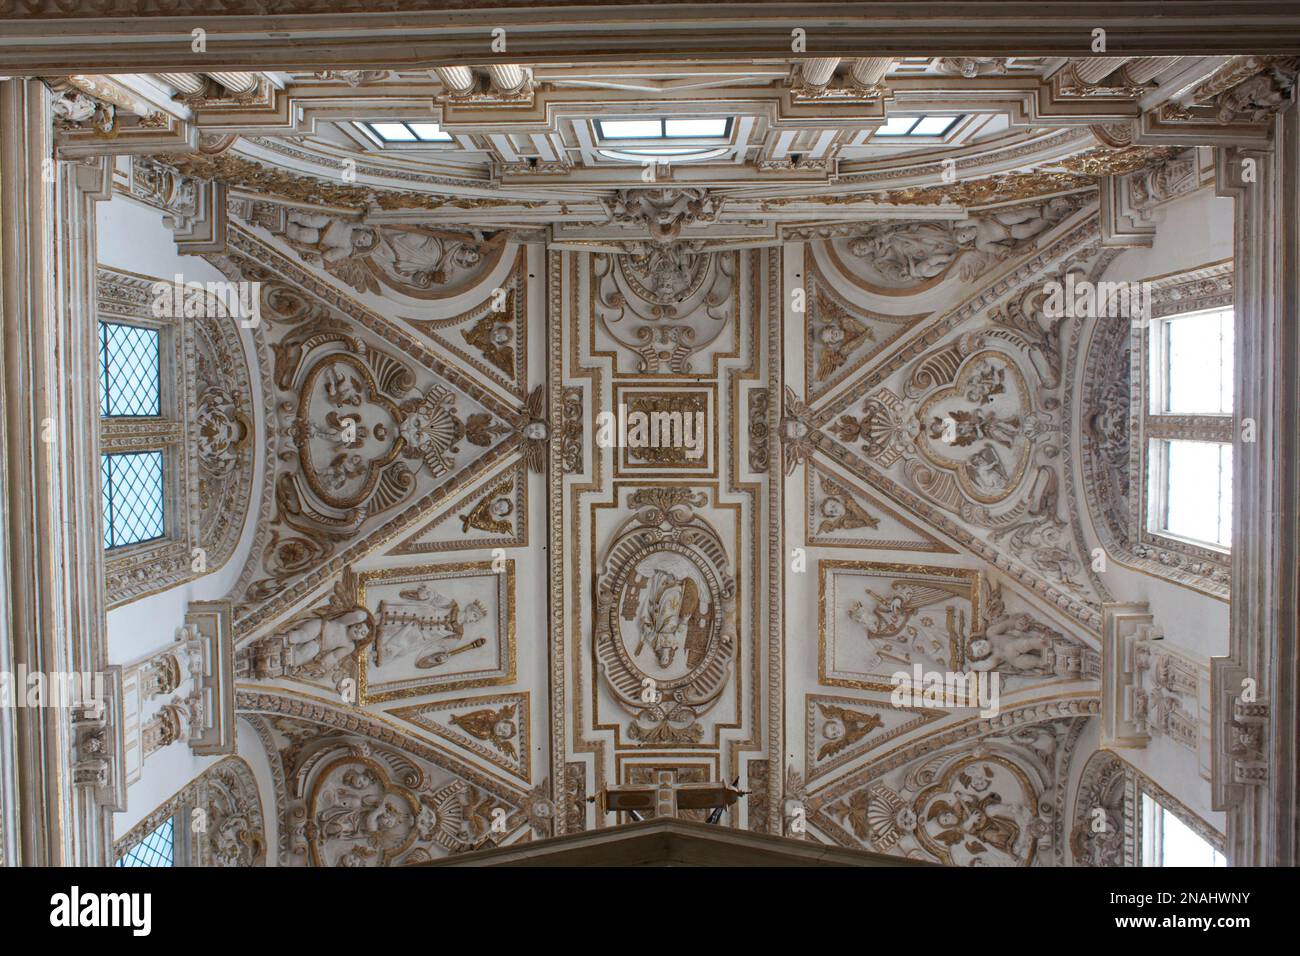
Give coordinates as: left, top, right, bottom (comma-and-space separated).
97, 266, 255, 607
113, 757, 266, 867
1080, 262, 1233, 597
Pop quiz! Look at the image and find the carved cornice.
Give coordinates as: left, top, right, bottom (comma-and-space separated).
153, 150, 534, 213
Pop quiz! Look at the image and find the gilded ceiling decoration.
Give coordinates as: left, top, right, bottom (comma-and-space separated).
64, 47, 1277, 865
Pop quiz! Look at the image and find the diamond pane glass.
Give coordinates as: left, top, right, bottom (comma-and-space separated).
116, 816, 175, 868
100, 322, 161, 417
102, 452, 165, 549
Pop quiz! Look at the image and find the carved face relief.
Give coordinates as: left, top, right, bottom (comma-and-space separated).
915, 350, 1033, 504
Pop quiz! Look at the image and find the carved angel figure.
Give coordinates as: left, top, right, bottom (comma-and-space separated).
967, 613, 1056, 675
280, 608, 371, 675
284, 211, 378, 266
253, 568, 374, 682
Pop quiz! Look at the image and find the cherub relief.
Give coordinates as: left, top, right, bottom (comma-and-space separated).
816, 474, 880, 534
244, 569, 374, 683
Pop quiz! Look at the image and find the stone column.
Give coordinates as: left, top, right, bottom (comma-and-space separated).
1073, 56, 1131, 84
157, 73, 206, 95
0, 78, 119, 866
433, 66, 477, 96
486, 64, 529, 95
206, 72, 258, 95
800, 57, 840, 90
1122, 56, 1182, 85
849, 57, 893, 91
1211, 99, 1300, 866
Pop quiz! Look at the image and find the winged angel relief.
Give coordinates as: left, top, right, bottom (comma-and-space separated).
283, 212, 503, 298
238, 568, 374, 688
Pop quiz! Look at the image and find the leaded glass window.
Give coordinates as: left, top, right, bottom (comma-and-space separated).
115, 816, 175, 868
99, 321, 161, 417
101, 451, 165, 549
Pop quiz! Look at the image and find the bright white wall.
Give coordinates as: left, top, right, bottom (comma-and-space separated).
1088, 183, 1233, 661
99, 189, 266, 839
1079, 183, 1233, 828
98, 192, 264, 667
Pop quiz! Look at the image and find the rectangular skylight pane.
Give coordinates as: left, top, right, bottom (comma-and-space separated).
1164, 309, 1233, 414
874, 116, 919, 136
664, 118, 727, 137
408, 122, 452, 142
369, 122, 417, 142
1161, 440, 1231, 548
599, 119, 664, 139
911, 115, 958, 135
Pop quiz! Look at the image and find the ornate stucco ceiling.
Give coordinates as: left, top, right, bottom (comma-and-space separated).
84, 52, 1288, 864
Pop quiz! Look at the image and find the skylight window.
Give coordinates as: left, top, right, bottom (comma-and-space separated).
595, 117, 731, 141
357, 121, 454, 145
872, 114, 962, 138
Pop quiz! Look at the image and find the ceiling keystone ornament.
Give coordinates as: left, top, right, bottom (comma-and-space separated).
609, 187, 721, 244
594, 489, 736, 744
593, 248, 738, 374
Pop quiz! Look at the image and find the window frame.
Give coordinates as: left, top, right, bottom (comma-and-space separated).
101, 449, 168, 550
869, 113, 964, 139
99, 319, 166, 419
354, 119, 456, 147
97, 267, 202, 606
1141, 306, 1236, 555
594, 116, 734, 144
114, 811, 185, 868
99, 315, 182, 558
1139, 792, 1226, 867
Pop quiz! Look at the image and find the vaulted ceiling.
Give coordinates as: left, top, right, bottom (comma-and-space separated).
77, 51, 1287, 864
